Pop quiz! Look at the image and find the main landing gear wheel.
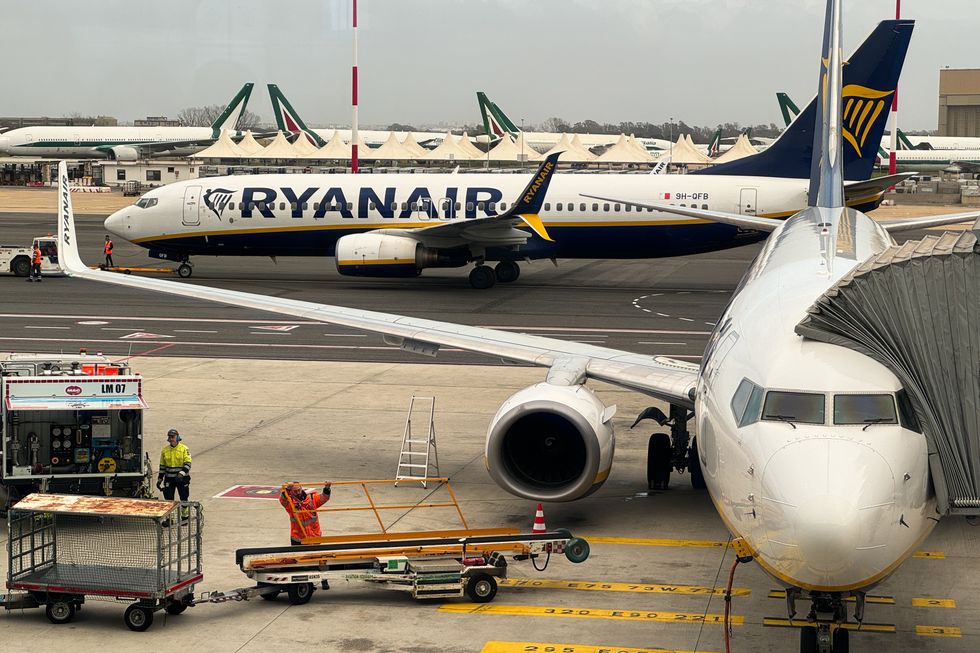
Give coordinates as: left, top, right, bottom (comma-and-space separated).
832, 627, 849, 653
647, 433, 672, 490
494, 260, 520, 283
45, 601, 76, 624
286, 582, 315, 605
465, 574, 498, 602
177, 263, 193, 278
800, 625, 818, 653
469, 265, 496, 289
689, 437, 707, 490
124, 604, 154, 632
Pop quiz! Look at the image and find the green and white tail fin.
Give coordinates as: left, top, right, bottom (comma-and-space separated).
776, 92, 802, 128
707, 129, 722, 157
210, 83, 255, 131
267, 84, 327, 147
477, 91, 520, 142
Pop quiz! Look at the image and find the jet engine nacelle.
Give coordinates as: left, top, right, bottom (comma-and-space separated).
107, 146, 140, 161
335, 233, 468, 278
485, 383, 616, 502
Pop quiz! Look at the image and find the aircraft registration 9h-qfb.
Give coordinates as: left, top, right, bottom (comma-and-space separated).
104, 20, 914, 289
58, 3, 980, 651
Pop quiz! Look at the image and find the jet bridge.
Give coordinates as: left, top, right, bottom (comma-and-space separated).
796, 225, 980, 516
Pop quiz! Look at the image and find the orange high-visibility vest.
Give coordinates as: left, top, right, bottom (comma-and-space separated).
32, 248, 42, 264
279, 490, 329, 541
104, 240, 113, 255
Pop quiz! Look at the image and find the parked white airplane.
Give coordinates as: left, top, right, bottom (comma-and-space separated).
0, 84, 256, 160
57, 5, 980, 650
104, 22, 912, 289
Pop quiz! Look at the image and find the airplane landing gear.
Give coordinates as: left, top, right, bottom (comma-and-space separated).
469, 264, 496, 289
798, 593, 850, 653
632, 404, 696, 491
177, 261, 193, 278
494, 260, 520, 283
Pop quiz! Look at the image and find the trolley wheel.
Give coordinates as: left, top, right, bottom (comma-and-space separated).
286, 582, 315, 605
124, 604, 154, 632
177, 263, 193, 278
12, 257, 30, 277
164, 599, 187, 615
465, 574, 498, 603
564, 537, 591, 564
45, 601, 76, 624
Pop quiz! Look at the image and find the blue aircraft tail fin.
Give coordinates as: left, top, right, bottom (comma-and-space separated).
696, 19, 912, 181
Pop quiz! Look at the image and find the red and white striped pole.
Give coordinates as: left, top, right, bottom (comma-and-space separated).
351, 0, 359, 174
887, 0, 900, 178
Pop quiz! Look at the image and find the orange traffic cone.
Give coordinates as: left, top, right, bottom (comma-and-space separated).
532, 503, 547, 534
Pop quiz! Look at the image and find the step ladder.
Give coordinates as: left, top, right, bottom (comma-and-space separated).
394, 396, 439, 488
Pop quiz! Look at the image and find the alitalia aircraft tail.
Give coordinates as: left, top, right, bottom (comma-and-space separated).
210, 83, 255, 132
698, 20, 912, 181
477, 91, 520, 142
707, 129, 722, 157
267, 84, 327, 147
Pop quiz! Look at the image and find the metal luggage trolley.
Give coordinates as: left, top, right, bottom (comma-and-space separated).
2, 493, 202, 631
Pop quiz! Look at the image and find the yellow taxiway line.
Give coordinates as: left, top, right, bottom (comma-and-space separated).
501, 577, 749, 597
480, 641, 715, 653
439, 603, 741, 625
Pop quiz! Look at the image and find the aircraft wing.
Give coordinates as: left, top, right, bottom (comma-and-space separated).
579, 193, 783, 232
877, 211, 980, 233
381, 153, 561, 245
843, 173, 916, 198
94, 138, 218, 155
54, 161, 698, 408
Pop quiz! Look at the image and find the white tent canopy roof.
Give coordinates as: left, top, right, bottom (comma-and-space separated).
597, 134, 654, 163
236, 131, 265, 156
401, 132, 428, 157
251, 131, 299, 159
542, 133, 595, 162
669, 134, 713, 164
457, 132, 485, 159
487, 134, 540, 162
426, 131, 475, 161
291, 132, 320, 157
194, 129, 246, 158
712, 133, 759, 164
312, 131, 352, 160
366, 131, 417, 160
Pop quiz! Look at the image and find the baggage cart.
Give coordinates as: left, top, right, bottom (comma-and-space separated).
2, 493, 202, 631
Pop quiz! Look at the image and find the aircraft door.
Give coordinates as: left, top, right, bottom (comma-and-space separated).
738, 188, 757, 215
182, 185, 202, 226
413, 198, 435, 222
439, 197, 456, 221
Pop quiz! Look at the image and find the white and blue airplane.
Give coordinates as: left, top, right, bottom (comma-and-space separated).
57, 5, 978, 650
0, 84, 255, 161
105, 21, 913, 288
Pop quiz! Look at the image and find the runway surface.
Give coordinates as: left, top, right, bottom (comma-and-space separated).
1, 212, 751, 363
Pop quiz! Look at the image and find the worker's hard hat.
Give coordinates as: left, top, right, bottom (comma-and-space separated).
167, 428, 181, 442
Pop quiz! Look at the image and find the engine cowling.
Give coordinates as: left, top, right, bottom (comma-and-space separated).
335, 233, 467, 278
107, 145, 140, 161
485, 383, 616, 502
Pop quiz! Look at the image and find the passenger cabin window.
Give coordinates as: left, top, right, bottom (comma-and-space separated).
603, 203, 610, 211
833, 394, 898, 426
544, 203, 550, 211
730, 378, 764, 427
579, 203, 586, 211
557, 203, 563, 211
500, 202, 507, 211
762, 391, 825, 425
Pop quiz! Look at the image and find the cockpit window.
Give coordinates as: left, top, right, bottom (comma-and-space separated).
834, 394, 897, 426
135, 197, 158, 209
731, 378, 764, 427
762, 391, 825, 425
895, 389, 921, 433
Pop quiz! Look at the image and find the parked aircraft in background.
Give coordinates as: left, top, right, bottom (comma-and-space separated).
103, 21, 911, 289
0, 85, 256, 160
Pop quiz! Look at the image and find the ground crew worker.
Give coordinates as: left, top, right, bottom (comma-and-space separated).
28, 243, 42, 282
103, 235, 114, 268
157, 428, 192, 502
280, 481, 331, 545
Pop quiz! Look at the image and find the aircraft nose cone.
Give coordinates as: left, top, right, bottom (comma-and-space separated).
759, 438, 896, 586
104, 209, 126, 237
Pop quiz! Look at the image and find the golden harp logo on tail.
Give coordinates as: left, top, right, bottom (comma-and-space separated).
841, 85, 894, 157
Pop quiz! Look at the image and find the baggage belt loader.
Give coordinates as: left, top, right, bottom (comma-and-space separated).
193, 479, 591, 607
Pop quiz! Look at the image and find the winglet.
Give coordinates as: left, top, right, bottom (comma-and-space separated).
508, 152, 561, 242
57, 161, 86, 275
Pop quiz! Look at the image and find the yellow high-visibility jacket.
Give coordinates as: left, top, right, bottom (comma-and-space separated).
159, 443, 192, 480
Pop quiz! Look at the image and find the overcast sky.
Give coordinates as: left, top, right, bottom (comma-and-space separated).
3, 1, 977, 130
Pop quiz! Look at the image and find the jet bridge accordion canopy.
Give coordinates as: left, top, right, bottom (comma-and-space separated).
796, 227, 980, 515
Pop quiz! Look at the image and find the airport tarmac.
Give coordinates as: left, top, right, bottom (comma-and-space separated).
0, 357, 976, 652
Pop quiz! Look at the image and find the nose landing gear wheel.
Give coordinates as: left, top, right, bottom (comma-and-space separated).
469, 265, 496, 289
494, 260, 520, 283
647, 433, 672, 490
177, 263, 193, 278
800, 625, 817, 653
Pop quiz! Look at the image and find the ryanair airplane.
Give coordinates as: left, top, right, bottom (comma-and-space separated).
105, 22, 910, 288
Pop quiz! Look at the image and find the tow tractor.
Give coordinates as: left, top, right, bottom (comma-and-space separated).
0, 235, 61, 277
193, 479, 590, 607
0, 353, 153, 510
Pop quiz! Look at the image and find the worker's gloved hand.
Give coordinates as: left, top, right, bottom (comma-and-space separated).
177, 470, 187, 478
156, 480, 164, 491
323, 482, 332, 495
